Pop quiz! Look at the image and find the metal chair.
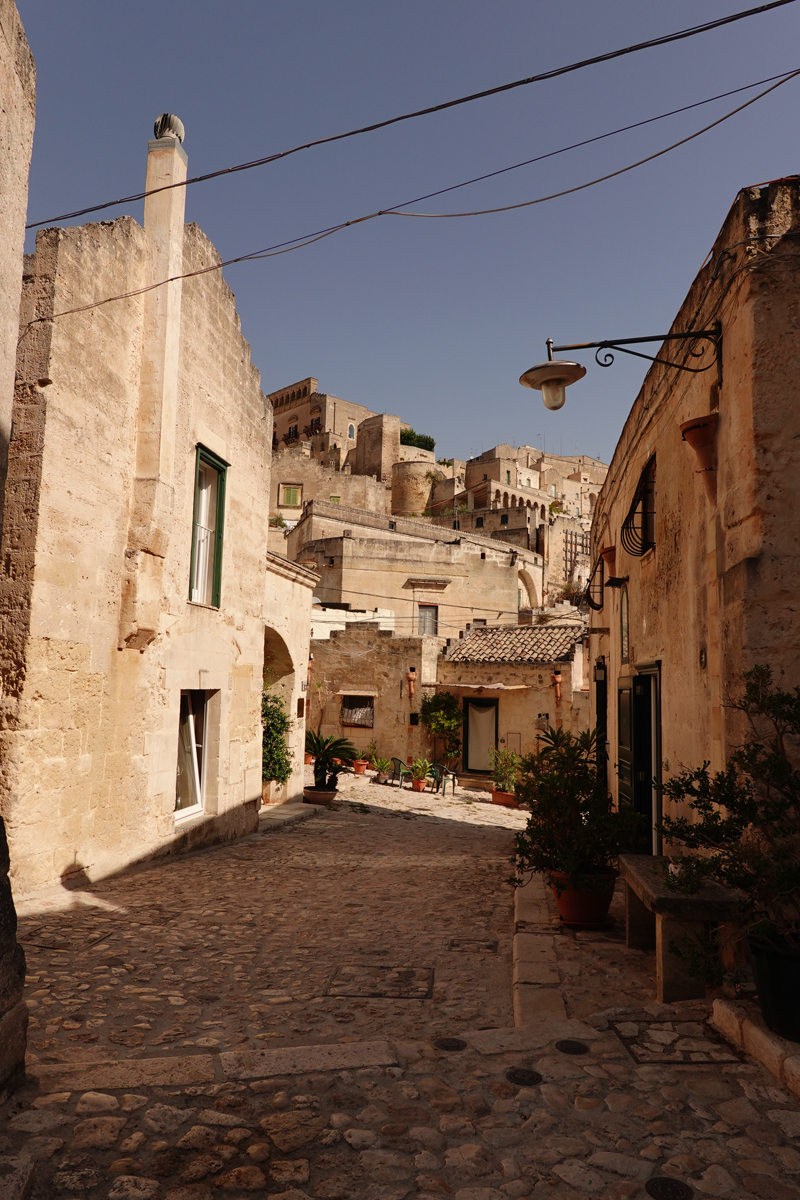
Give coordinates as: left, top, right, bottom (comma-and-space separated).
390, 757, 412, 788
431, 763, 457, 797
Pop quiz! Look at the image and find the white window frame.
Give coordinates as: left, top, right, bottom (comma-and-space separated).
175, 690, 207, 822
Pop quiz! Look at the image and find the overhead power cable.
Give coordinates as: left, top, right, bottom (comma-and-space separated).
21, 68, 798, 338
25, 0, 798, 230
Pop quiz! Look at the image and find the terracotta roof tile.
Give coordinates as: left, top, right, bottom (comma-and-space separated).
445, 623, 584, 664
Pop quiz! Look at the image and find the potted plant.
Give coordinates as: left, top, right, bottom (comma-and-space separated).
352, 757, 369, 775
372, 757, 392, 784
490, 747, 522, 808
420, 692, 462, 769
410, 758, 432, 792
511, 726, 641, 927
658, 666, 800, 1041
303, 731, 358, 804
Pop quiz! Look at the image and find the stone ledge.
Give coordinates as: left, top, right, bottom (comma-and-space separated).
711, 998, 800, 1099
258, 802, 318, 834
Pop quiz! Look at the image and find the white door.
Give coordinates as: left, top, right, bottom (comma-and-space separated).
467, 703, 495, 771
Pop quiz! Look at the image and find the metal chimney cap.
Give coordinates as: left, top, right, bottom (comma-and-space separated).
153, 113, 185, 143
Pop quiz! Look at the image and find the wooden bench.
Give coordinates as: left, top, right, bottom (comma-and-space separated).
618, 855, 746, 1003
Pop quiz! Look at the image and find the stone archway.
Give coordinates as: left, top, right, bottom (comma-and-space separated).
263, 626, 299, 802
518, 568, 540, 609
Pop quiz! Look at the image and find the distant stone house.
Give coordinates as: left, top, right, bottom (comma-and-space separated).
438, 623, 589, 772
589, 176, 800, 853
0, 119, 316, 894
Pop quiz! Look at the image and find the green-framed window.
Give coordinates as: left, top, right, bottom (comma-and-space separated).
189, 445, 228, 608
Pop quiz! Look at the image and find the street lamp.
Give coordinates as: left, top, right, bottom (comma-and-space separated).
519, 340, 586, 411
519, 324, 721, 410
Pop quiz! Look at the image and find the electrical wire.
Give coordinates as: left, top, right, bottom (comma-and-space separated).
24, 0, 798, 230
21, 68, 798, 338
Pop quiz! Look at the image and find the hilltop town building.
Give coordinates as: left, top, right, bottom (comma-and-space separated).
1, 120, 316, 895
589, 176, 800, 853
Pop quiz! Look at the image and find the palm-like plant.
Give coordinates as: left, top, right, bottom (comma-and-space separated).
305, 731, 358, 791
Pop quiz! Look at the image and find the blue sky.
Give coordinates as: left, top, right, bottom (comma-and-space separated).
17, 1, 800, 464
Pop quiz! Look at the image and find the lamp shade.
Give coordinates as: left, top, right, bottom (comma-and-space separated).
519, 359, 586, 410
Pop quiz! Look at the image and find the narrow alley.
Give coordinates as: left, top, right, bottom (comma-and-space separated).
2, 779, 798, 1199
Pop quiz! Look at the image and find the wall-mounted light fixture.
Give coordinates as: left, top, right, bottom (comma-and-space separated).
520, 322, 721, 410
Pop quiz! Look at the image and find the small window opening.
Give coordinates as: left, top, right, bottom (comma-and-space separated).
341, 695, 374, 727
418, 604, 438, 636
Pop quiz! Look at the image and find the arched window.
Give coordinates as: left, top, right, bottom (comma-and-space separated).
348, 423, 355, 439
503, 492, 509, 508
526, 499, 532, 508
511, 495, 517, 508
620, 584, 630, 663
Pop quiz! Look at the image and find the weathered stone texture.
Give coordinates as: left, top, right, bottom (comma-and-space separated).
0, 140, 315, 892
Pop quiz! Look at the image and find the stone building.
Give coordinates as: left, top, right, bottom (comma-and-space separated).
0, 0, 35, 1094
269, 441, 390, 537
1, 119, 316, 895
589, 176, 800, 853
309, 617, 589, 770
288, 499, 544, 634
268, 375, 376, 459
438, 621, 589, 772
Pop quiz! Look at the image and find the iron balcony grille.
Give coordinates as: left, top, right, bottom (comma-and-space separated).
585, 555, 605, 611
621, 455, 656, 557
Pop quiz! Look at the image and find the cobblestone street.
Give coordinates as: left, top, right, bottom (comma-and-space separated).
2, 775, 800, 1200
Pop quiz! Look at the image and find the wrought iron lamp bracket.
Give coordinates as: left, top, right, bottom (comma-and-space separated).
548, 321, 721, 385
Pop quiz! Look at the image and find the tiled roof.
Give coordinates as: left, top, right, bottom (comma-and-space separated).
445, 622, 584, 664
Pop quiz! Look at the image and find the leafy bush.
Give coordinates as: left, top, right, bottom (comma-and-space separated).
262, 693, 293, 785
659, 666, 800, 954
512, 726, 642, 893
400, 428, 436, 451
420, 691, 462, 763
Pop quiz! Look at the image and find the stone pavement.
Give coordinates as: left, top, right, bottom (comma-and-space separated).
1, 771, 799, 1199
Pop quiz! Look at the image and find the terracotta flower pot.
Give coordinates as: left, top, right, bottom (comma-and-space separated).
353, 760, 368, 775
549, 870, 617, 927
303, 786, 337, 805
304, 753, 313, 765
492, 789, 520, 809
375, 773, 388, 784
411, 778, 428, 792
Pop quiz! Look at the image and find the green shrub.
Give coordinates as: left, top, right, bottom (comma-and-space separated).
420, 690, 462, 763
262, 693, 293, 785
400, 428, 436, 451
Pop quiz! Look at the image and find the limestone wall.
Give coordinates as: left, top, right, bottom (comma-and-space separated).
590, 178, 800, 824
270, 446, 390, 521
0, 0, 35, 542
1, 203, 282, 893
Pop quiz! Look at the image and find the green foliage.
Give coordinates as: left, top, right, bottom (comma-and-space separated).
548, 500, 563, 514
411, 757, 432, 780
420, 690, 462, 762
658, 666, 800, 954
372, 757, 392, 774
261, 693, 293, 785
304, 731, 358, 791
490, 747, 521, 793
365, 739, 379, 765
269, 513, 286, 528
511, 726, 642, 894
400, 428, 436, 451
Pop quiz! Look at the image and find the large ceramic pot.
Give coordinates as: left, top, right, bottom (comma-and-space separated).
492, 789, 520, 809
411, 778, 428, 792
549, 870, 617, 927
375, 773, 388, 785
303, 786, 337, 805
748, 938, 800, 1042
353, 760, 368, 775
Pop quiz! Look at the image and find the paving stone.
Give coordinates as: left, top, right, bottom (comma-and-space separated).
144, 1103, 194, 1134
19, 1135, 63, 1160
769, 1109, 800, 1138
342, 1128, 376, 1148
107, 1178, 161, 1200
270, 1158, 311, 1184
74, 1090, 120, 1113
551, 1159, 606, 1192
0, 1153, 35, 1200
9, 1110, 72, 1133
585, 1151, 652, 1182
71, 1115, 127, 1148
260, 1110, 327, 1151
215, 1164, 267, 1189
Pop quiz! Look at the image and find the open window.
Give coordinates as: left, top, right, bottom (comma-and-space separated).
341, 695, 374, 727
176, 689, 208, 818
190, 446, 227, 607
